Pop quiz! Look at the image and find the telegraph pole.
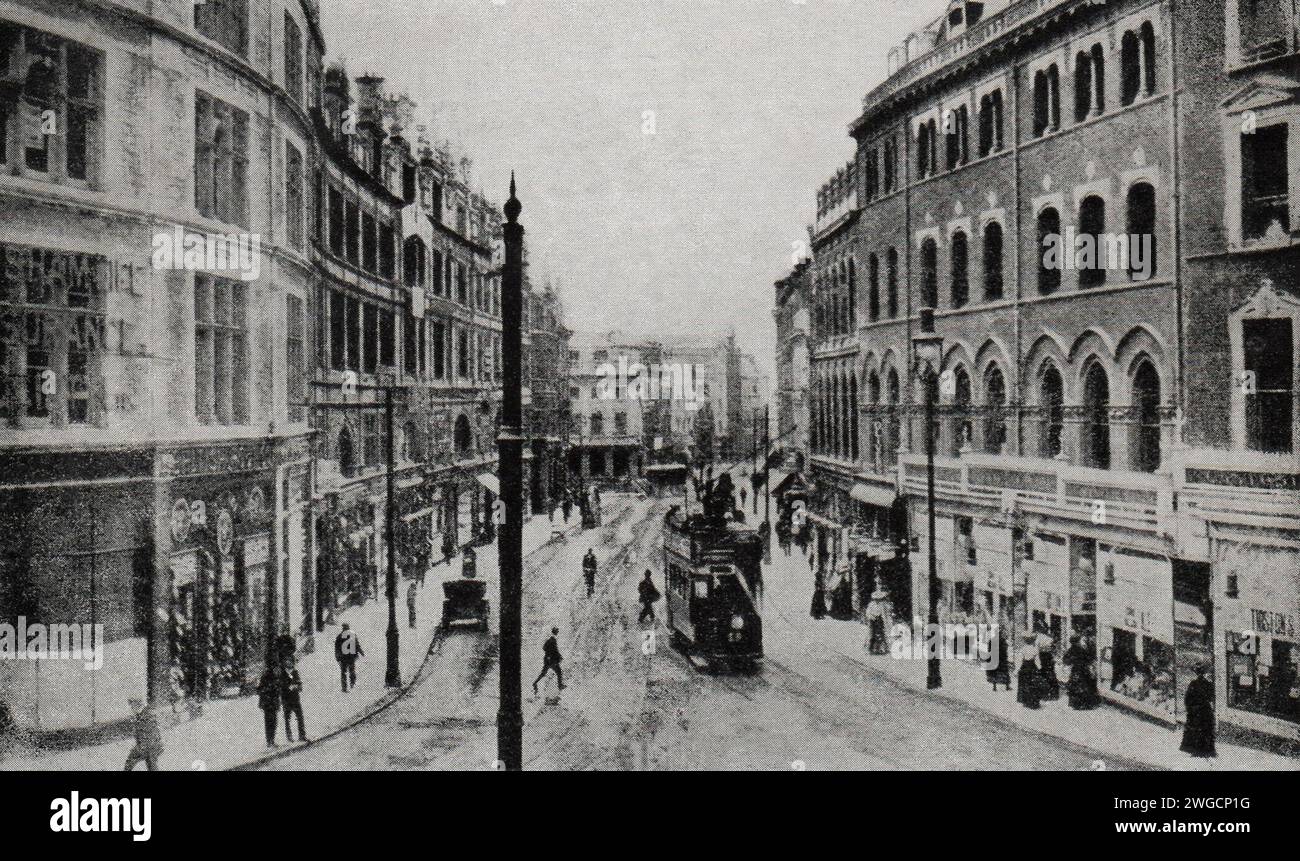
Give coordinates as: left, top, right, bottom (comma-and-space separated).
497, 174, 525, 770
763, 403, 770, 527
384, 387, 401, 688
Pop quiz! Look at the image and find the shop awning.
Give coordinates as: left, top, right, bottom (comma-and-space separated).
773, 472, 812, 497
850, 482, 896, 508
475, 473, 499, 495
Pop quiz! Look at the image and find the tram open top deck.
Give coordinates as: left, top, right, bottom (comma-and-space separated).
662, 507, 763, 597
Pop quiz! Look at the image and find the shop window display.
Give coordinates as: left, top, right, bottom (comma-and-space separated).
1227, 631, 1300, 725
1109, 629, 1176, 714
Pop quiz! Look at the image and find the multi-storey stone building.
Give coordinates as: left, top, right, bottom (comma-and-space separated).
774, 259, 812, 468
525, 280, 571, 514
800, 0, 1299, 744
0, 0, 322, 727
0, 0, 565, 733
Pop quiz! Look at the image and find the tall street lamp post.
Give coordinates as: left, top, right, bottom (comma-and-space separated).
497, 174, 525, 770
913, 307, 943, 691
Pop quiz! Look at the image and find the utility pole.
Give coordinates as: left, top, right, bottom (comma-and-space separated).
384, 387, 401, 688
763, 403, 770, 528
497, 174, 525, 770
751, 407, 759, 515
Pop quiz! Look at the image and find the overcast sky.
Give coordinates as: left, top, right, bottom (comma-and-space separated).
320, 0, 935, 380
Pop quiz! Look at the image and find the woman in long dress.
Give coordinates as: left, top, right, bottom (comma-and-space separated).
1063, 635, 1100, 709
1016, 632, 1042, 709
986, 626, 1011, 690
1038, 634, 1060, 701
1180, 664, 1217, 757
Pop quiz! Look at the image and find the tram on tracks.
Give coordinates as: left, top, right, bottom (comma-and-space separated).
662, 505, 763, 672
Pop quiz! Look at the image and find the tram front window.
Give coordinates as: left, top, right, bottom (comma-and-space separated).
692, 577, 710, 599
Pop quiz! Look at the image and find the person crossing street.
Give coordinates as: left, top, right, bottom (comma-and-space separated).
582, 548, 597, 597
638, 570, 661, 623
533, 627, 566, 695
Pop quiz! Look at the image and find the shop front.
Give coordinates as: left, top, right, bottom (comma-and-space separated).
1096, 544, 1176, 723
1027, 531, 1071, 657
1215, 541, 1300, 740
974, 521, 1016, 628
167, 473, 277, 701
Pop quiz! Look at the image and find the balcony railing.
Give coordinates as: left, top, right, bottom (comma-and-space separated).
861, 0, 1082, 118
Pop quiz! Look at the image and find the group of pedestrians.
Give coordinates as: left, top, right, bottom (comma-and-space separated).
256, 658, 308, 749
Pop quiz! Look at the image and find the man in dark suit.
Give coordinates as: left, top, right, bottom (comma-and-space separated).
335, 623, 364, 692
280, 660, 307, 743
123, 698, 164, 771
533, 627, 566, 695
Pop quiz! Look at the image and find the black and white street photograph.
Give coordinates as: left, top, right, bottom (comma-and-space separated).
0, 0, 1298, 822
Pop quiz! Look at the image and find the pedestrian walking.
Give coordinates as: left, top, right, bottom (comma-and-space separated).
335, 622, 364, 692
638, 570, 661, 623
1180, 664, 1217, 757
1063, 634, 1100, 709
123, 698, 163, 771
864, 587, 893, 655
1038, 634, 1060, 701
407, 580, 418, 629
280, 660, 307, 743
256, 665, 281, 748
1016, 631, 1042, 709
533, 627, 566, 695
562, 495, 573, 523
441, 531, 455, 564
986, 625, 1012, 691
739, 485, 748, 509
582, 548, 597, 597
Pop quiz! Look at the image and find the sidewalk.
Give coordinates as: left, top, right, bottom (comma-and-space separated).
761, 541, 1298, 771
3, 513, 577, 772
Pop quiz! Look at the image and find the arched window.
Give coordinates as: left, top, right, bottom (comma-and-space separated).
920, 238, 939, 308
1078, 195, 1107, 288
868, 253, 880, 321
338, 424, 355, 476
1033, 65, 1061, 136
952, 366, 972, 456
886, 368, 901, 464
1091, 44, 1106, 114
983, 221, 1004, 300
1132, 360, 1162, 472
454, 414, 474, 454
1074, 50, 1094, 122
945, 105, 968, 170
1040, 365, 1064, 458
1037, 207, 1062, 294
1082, 363, 1111, 469
886, 247, 899, 318
978, 91, 1003, 157
1126, 182, 1157, 280
984, 367, 1007, 454
917, 122, 931, 178
403, 236, 426, 289
1140, 22, 1156, 96
950, 230, 969, 308
1121, 30, 1140, 105
868, 371, 882, 465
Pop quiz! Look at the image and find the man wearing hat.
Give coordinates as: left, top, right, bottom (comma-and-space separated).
863, 583, 893, 655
